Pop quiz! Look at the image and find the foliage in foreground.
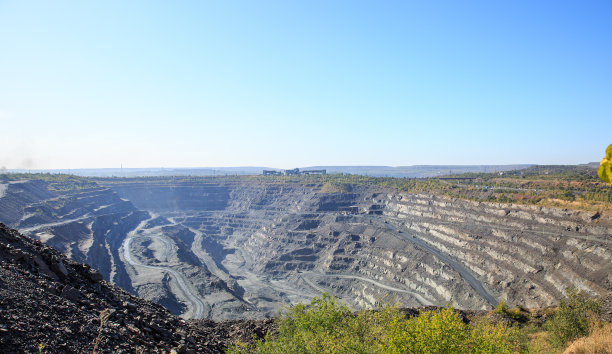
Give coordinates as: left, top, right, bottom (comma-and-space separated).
228, 293, 521, 353
562, 321, 612, 354
544, 287, 602, 348
598, 143, 612, 184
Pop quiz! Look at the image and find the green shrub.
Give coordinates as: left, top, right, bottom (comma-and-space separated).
469, 317, 523, 354
494, 301, 527, 321
383, 306, 467, 353
544, 287, 602, 348
228, 293, 388, 353
228, 295, 523, 353
383, 306, 522, 354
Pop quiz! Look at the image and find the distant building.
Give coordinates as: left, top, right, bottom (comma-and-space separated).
284, 168, 300, 175
301, 169, 326, 175
263, 170, 282, 176
264, 168, 327, 176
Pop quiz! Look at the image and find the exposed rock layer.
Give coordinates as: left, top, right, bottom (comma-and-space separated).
0, 179, 610, 320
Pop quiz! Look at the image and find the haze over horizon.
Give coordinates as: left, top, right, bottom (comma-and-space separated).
1, 1, 610, 170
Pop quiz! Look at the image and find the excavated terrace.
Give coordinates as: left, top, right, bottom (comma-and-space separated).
0, 178, 610, 320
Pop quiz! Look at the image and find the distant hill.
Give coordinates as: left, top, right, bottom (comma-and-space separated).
581, 162, 601, 169
302, 165, 534, 178
5, 165, 534, 178
4, 167, 270, 178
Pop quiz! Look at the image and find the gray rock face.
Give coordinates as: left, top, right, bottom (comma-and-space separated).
60, 286, 82, 302
50, 258, 68, 278
0, 178, 610, 320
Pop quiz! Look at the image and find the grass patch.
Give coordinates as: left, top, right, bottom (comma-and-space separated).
563, 321, 612, 354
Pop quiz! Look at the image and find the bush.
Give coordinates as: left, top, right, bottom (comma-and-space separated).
383, 307, 521, 354
544, 287, 602, 348
228, 294, 523, 353
228, 293, 388, 353
494, 301, 527, 322
383, 306, 467, 353
469, 317, 523, 354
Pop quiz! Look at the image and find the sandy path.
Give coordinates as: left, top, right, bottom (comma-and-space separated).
122, 218, 206, 319
301, 271, 433, 306
0, 184, 7, 199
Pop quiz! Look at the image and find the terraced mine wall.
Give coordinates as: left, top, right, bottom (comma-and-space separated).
0, 178, 610, 320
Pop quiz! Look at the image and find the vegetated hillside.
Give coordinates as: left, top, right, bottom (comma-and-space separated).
0, 223, 272, 353
439, 164, 612, 210
0, 169, 610, 322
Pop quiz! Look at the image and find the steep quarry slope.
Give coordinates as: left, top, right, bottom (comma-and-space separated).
381, 193, 611, 308
0, 179, 253, 319
0, 177, 610, 321
0, 179, 148, 294
0, 223, 272, 353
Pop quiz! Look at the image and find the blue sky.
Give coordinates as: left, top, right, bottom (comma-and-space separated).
0, 1, 610, 169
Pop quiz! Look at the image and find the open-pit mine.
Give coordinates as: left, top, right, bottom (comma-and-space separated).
0, 176, 610, 320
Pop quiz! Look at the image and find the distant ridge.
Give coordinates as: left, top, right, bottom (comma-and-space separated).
3, 167, 270, 178
301, 165, 534, 178
4, 165, 534, 178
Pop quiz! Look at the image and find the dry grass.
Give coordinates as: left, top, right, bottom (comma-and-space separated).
563, 322, 612, 354
92, 308, 111, 354
538, 198, 612, 212
527, 331, 563, 354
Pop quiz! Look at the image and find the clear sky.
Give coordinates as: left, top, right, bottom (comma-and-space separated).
0, 1, 610, 169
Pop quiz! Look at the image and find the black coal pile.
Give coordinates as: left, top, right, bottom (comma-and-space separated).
0, 223, 273, 353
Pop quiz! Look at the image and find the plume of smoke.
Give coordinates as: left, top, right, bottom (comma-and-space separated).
21, 158, 35, 169
0, 150, 39, 170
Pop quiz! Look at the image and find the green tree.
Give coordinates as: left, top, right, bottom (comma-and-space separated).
598, 144, 612, 184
